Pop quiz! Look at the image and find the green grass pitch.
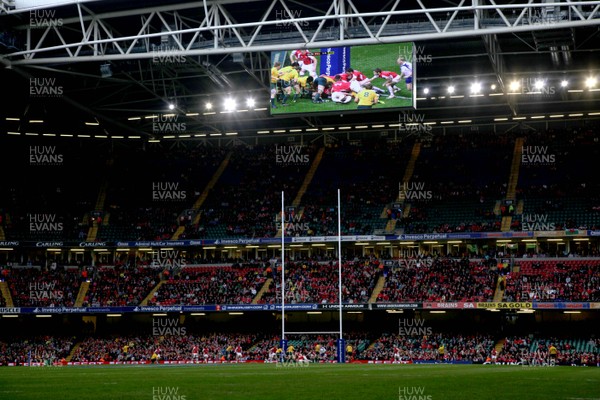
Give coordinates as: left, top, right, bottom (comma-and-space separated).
0, 364, 598, 400
271, 42, 414, 116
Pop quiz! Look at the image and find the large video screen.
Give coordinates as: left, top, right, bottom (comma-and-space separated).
269, 42, 415, 116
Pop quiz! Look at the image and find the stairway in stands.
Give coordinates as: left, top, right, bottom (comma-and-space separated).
493, 200, 501, 216
86, 179, 110, 242
384, 142, 421, 233
66, 342, 81, 362
275, 147, 325, 237
252, 278, 273, 304
172, 151, 233, 240
140, 280, 167, 306
0, 226, 5, 241
74, 281, 90, 307
292, 147, 325, 207
516, 199, 524, 214
0, 281, 14, 307
493, 276, 506, 302
368, 275, 386, 303
494, 338, 507, 356
501, 137, 524, 231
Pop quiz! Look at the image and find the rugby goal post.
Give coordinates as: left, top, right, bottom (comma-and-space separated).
279, 190, 345, 363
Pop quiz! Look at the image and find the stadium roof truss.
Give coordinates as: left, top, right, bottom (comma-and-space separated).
1, 0, 599, 139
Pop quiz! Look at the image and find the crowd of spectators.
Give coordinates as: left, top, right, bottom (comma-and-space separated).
60, 332, 356, 364
70, 332, 258, 363
247, 332, 371, 363
359, 333, 495, 363
97, 145, 227, 242
1, 331, 599, 366
82, 265, 161, 307
297, 141, 411, 236
503, 260, 600, 302
396, 133, 511, 235
249, 334, 338, 362
3, 129, 600, 242
513, 128, 600, 231
377, 257, 497, 302
198, 145, 316, 239
148, 265, 268, 305
260, 258, 380, 304
0, 139, 110, 242
4, 255, 600, 307
5, 266, 81, 307
0, 336, 74, 366
499, 336, 599, 366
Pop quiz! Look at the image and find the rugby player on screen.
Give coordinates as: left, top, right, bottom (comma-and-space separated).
290, 49, 318, 79
331, 74, 353, 104
312, 74, 334, 103
277, 62, 301, 106
293, 75, 314, 101
397, 56, 413, 92
354, 83, 379, 110
346, 67, 385, 95
371, 68, 402, 98
270, 61, 282, 108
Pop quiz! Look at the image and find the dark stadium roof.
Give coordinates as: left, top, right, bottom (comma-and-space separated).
0, 0, 599, 139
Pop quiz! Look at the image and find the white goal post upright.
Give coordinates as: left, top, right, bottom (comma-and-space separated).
336, 188, 345, 363
279, 190, 346, 363
337, 189, 342, 334
281, 191, 286, 360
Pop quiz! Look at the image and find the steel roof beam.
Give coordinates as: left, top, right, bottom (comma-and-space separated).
2, 0, 599, 65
